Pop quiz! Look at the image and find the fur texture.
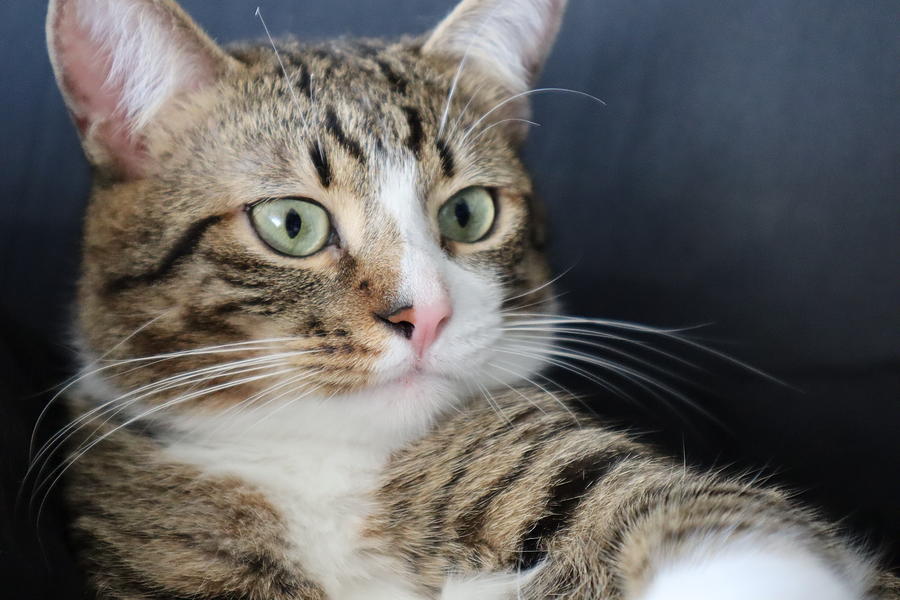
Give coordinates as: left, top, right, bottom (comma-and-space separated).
41, 0, 898, 598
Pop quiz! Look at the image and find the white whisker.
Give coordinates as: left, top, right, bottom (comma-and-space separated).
461, 88, 605, 146
487, 358, 579, 425
34, 366, 296, 521
255, 7, 311, 134
468, 118, 540, 144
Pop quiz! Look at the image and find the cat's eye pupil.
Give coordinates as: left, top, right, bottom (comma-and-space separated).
285, 208, 302, 239
454, 200, 471, 228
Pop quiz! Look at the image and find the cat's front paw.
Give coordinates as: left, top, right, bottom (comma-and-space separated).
634, 543, 864, 600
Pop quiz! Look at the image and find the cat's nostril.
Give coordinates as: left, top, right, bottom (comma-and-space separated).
375, 306, 416, 340
380, 317, 414, 340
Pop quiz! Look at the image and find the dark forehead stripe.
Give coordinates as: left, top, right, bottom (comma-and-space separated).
436, 139, 456, 178
352, 41, 380, 57
309, 144, 332, 188
375, 59, 409, 95
401, 106, 425, 158
294, 61, 312, 99
104, 215, 223, 295
324, 107, 366, 165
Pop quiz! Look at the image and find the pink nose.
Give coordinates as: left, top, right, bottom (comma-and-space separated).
382, 301, 452, 357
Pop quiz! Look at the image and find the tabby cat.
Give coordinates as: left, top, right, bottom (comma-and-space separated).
40, 0, 896, 598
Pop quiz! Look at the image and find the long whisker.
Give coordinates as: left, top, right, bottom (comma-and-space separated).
486, 359, 580, 425
500, 264, 576, 307
239, 382, 326, 434
30, 350, 313, 471
470, 378, 511, 426
38, 337, 309, 428
461, 88, 606, 146
436, 3, 506, 139
29, 311, 173, 460
26, 349, 318, 498
446, 81, 486, 142
255, 7, 312, 134
25, 357, 302, 500
33, 367, 296, 521
207, 369, 325, 436
468, 118, 540, 144
493, 345, 633, 407
503, 331, 703, 384
502, 324, 703, 372
504, 313, 788, 386
479, 366, 549, 417
497, 339, 722, 427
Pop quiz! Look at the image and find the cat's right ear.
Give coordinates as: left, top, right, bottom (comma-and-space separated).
47, 0, 240, 179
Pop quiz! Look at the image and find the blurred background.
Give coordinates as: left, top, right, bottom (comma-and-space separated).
1, 0, 897, 595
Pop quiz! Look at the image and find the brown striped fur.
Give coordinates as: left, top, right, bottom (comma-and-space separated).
65, 391, 898, 599
44, 0, 897, 598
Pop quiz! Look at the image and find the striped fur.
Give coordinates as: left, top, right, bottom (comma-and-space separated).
64, 391, 898, 599
43, 1, 897, 599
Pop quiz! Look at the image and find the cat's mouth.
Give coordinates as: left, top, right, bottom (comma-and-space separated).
384, 363, 443, 387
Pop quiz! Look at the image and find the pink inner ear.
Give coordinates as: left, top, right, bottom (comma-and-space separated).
53, 2, 149, 178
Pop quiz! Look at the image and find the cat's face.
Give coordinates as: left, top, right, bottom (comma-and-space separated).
50, 0, 566, 434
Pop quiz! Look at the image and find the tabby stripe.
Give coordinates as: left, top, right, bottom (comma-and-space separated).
435, 409, 560, 507
436, 139, 456, 178
210, 297, 272, 316
309, 144, 332, 188
453, 424, 579, 546
215, 271, 268, 289
77, 535, 254, 600
354, 42, 380, 57
426, 407, 549, 535
104, 215, 223, 294
205, 251, 276, 275
516, 452, 629, 570
376, 59, 409, 95
296, 63, 312, 99
402, 106, 425, 157
325, 108, 366, 164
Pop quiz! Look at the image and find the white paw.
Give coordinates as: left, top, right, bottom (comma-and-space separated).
636, 540, 863, 600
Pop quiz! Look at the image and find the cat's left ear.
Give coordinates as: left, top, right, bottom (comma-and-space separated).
423, 0, 567, 96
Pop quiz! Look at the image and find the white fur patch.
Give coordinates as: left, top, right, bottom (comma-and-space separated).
441, 567, 543, 600
373, 158, 545, 395
165, 398, 427, 599
636, 535, 866, 600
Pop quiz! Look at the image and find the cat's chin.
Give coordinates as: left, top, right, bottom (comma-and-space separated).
366, 369, 464, 405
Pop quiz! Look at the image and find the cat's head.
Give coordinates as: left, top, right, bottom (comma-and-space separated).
48, 0, 565, 437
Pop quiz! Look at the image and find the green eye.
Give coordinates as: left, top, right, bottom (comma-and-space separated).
437, 187, 496, 243
250, 198, 332, 257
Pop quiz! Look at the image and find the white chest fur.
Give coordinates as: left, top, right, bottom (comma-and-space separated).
164, 398, 438, 600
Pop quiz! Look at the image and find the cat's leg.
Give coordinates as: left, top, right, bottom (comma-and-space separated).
602, 474, 886, 600
523, 466, 889, 600
378, 396, 895, 600
65, 416, 328, 600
